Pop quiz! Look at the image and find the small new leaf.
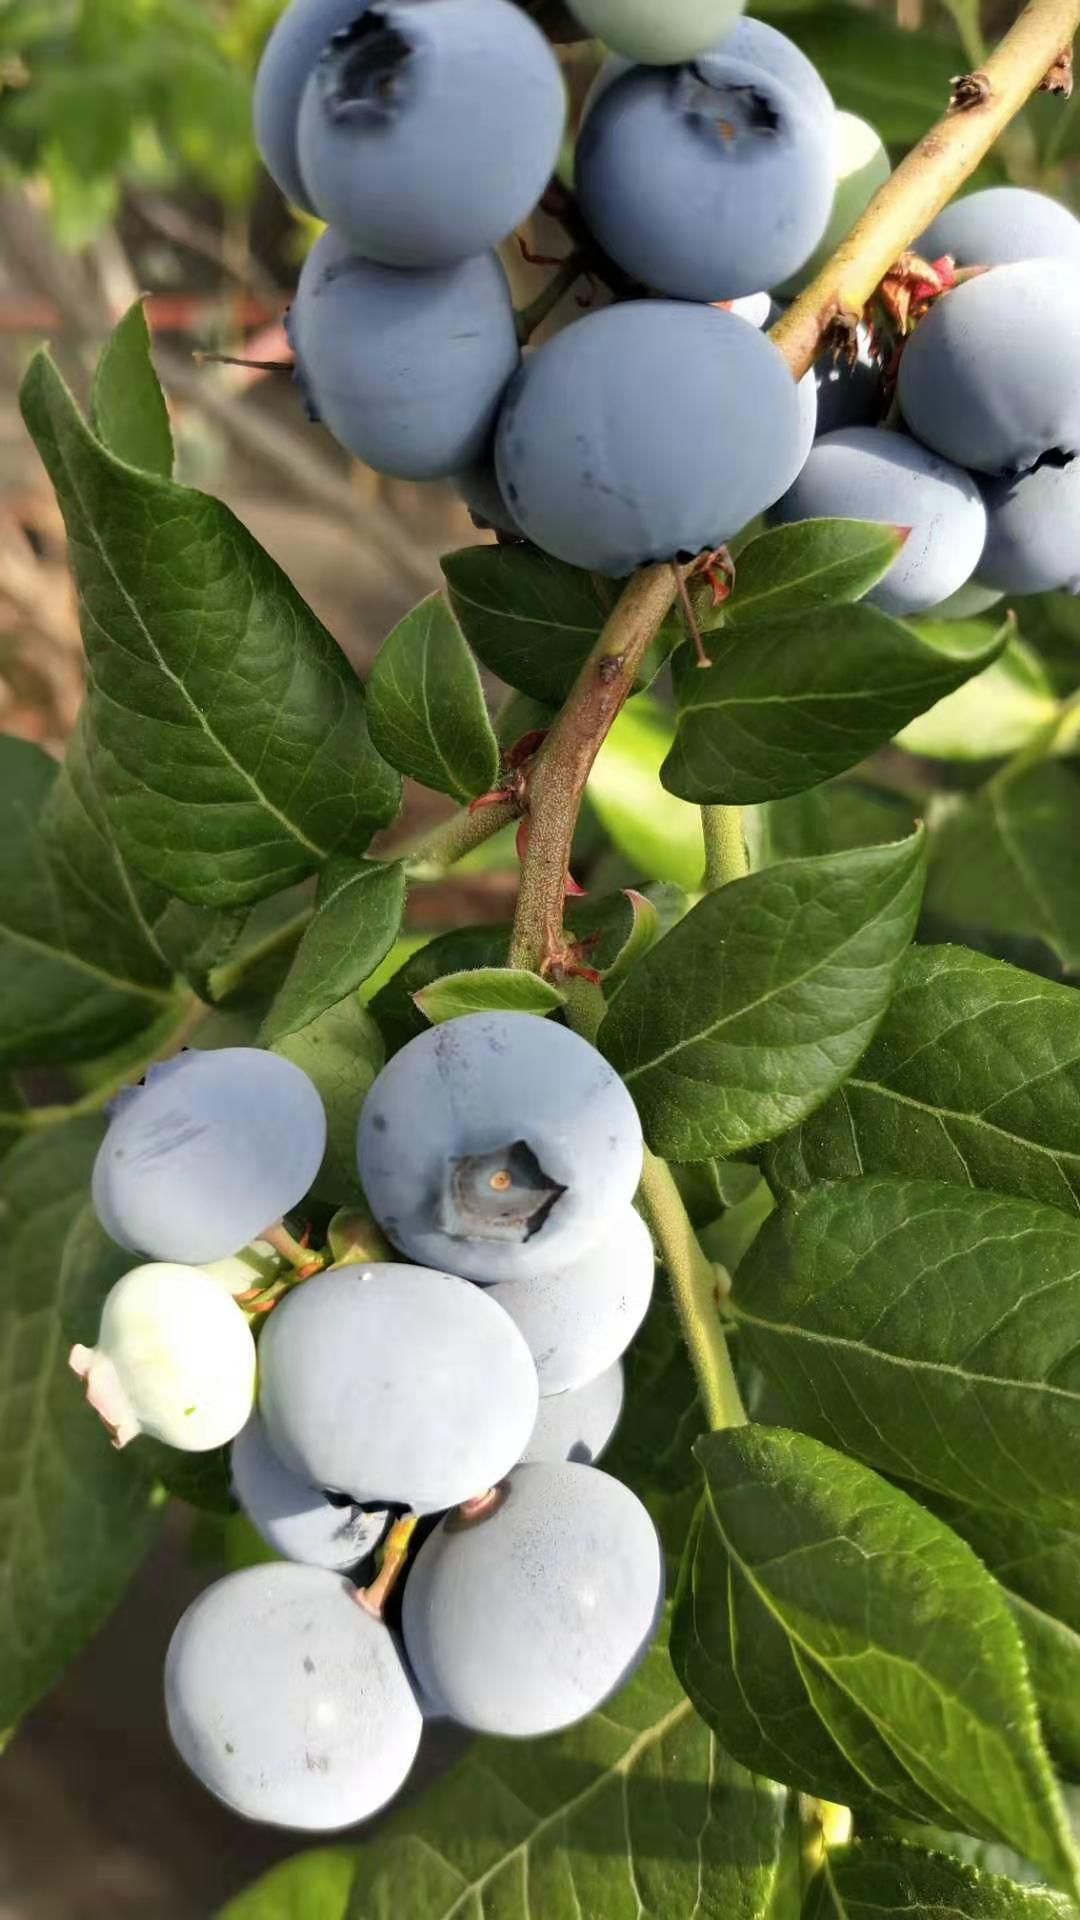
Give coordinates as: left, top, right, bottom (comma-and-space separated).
367, 593, 499, 803
663, 606, 1004, 805
672, 1427, 1079, 1898
599, 833, 927, 1158
733, 1175, 1080, 1531
414, 966, 566, 1024
724, 520, 909, 622
260, 859, 406, 1045
20, 348, 400, 907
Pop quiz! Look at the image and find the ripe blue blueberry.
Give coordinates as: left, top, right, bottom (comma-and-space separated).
296, 0, 566, 268
494, 302, 806, 577
401, 1463, 664, 1736
356, 1012, 644, 1282
521, 1362, 625, 1465
253, 0, 371, 212
897, 259, 1080, 475
576, 56, 834, 301
566, 0, 745, 64
772, 426, 987, 615
776, 112, 891, 295
165, 1563, 422, 1829
812, 322, 887, 436
258, 1263, 540, 1512
231, 1414, 391, 1572
487, 1205, 654, 1395
977, 459, 1080, 594
288, 231, 519, 482
455, 458, 523, 538
583, 24, 833, 129
92, 1048, 326, 1265
918, 186, 1080, 270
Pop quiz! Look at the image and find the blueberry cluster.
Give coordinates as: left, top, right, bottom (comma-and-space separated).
255, 0, 1080, 608
71, 1014, 664, 1830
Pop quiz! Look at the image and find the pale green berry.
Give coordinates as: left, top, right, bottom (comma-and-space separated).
69, 1263, 256, 1451
566, 0, 745, 64
202, 1241, 280, 1297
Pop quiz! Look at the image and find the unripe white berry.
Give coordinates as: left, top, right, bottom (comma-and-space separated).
69, 1263, 256, 1451
201, 1241, 279, 1297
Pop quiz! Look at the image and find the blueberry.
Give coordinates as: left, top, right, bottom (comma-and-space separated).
401, 1463, 664, 1736
296, 0, 566, 268
897, 259, 1080, 475
253, 0, 372, 211
811, 322, 887, 435
977, 459, 1080, 594
288, 231, 519, 481
584, 23, 833, 127
165, 1564, 421, 1829
565, 0, 745, 64
455, 457, 523, 537
488, 1205, 654, 1395
771, 426, 987, 615
776, 111, 890, 295
92, 1048, 326, 1265
577, 56, 834, 301
230, 1414, 391, 1572
918, 186, 1080, 270
356, 1012, 644, 1282
258, 1263, 540, 1512
493, 302, 806, 576
521, 1362, 625, 1465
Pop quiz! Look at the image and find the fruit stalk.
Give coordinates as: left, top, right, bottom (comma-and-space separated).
701, 805, 749, 892
771, 0, 1080, 378
637, 1150, 747, 1431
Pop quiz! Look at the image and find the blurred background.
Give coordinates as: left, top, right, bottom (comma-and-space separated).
1, 1, 1077, 1913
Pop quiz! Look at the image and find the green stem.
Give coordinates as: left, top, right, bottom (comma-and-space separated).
637, 1150, 747, 1432
701, 806, 749, 892
19, 992, 208, 1133
392, 796, 521, 881
515, 252, 587, 342
207, 907, 314, 1003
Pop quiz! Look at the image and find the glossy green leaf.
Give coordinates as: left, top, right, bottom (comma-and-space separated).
273, 992, 384, 1205
897, 633, 1057, 761
600, 833, 926, 1158
921, 1495, 1080, 1783
590, 699, 707, 891
723, 521, 909, 624
442, 544, 676, 703
0, 733, 175, 1068
414, 966, 566, 1024
604, 1296, 705, 1563
734, 1175, 1080, 1531
926, 765, 1080, 969
0, 1121, 159, 1734
765, 945, 1080, 1211
747, 782, 918, 869
219, 1621, 799, 1920
781, 8, 989, 152
20, 349, 400, 907
90, 300, 173, 478
663, 607, 1004, 806
367, 593, 499, 802
260, 859, 405, 1045
672, 1426, 1079, 1895
803, 1839, 1076, 1920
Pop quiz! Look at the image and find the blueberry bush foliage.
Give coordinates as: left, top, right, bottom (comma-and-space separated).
7, 0, 1080, 1914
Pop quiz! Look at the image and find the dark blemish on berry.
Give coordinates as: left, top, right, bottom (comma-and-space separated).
303, 1655, 316, 1674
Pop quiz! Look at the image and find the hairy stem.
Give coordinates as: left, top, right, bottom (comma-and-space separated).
701, 806, 749, 892
508, 566, 679, 971
770, 0, 1080, 378
638, 1150, 747, 1432
393, 795, 521, 881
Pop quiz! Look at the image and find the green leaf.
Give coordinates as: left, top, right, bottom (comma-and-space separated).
590, 698, 707, 890
260, 860, 405, 1045
926, 766, 1080, 970
723, 521, 909, 623
671, 1426, 1079, 1896
897, 632, 1057, 761
603, 888, 663, 989
0, 1121, 159, 1734
20, 349, 400, 907
733, 1175, 1080, 1531
780, 8, 986, 152
663, 607, 1004, 806
921, 1496, 1080, 1783
803, 1840, 1077, 1920
442, 545, 676, 704
765, 944, 1080, 1211
604, 1296, 706, 1563
414, 966, 566, 1024
273, 993, 385, 1206
599, 832, 927, 1158
747, 781, 918, 869
367, 593, 499, 803
218, 1619, 799, 1920
0, 733, 175, 1068
1016, 594, 1080, 698
90, 300, 173, 478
